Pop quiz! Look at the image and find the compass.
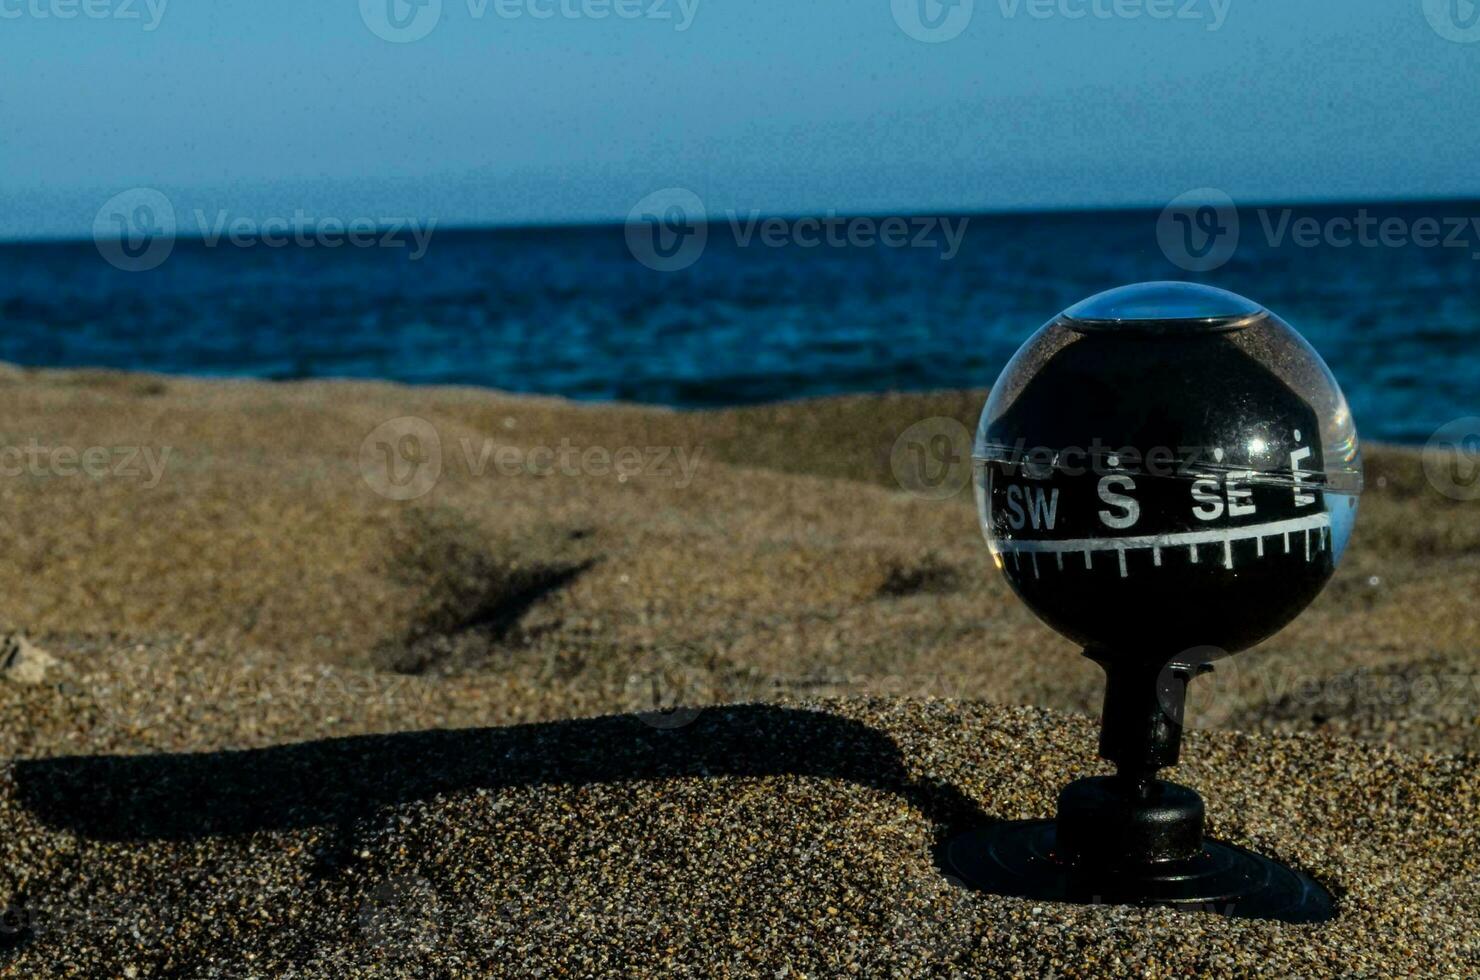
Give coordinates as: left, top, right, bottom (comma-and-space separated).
948, 282, 1363, 923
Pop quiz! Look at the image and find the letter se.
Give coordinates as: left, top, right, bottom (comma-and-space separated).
1096, 471, 1260, 528
1191, 470, 1257, 521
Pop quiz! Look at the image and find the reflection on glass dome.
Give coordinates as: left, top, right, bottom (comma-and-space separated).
1061, 281, 1265, 330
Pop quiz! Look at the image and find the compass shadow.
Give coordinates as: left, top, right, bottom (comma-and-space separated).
11, 705, 994, 876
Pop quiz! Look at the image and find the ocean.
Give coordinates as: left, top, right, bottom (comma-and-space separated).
3, 201, 1477, 444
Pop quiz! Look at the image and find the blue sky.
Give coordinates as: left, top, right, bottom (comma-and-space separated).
3, 0, 1478, 238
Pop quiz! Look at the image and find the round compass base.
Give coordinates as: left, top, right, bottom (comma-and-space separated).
946, 820, 1335, 924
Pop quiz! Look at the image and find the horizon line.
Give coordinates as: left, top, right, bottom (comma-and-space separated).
5, 192, 1480, 248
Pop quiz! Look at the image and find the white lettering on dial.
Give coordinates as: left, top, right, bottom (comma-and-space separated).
1097, 474, 1140, 529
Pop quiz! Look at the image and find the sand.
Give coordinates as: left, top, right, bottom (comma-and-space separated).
0, 367, 1475, 976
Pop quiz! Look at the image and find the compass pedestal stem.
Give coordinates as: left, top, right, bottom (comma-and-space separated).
1088, 649, 1201, 777
1053, 650, 1210, 868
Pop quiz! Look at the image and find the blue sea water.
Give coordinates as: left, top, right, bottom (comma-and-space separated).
1, 203, 1476, 444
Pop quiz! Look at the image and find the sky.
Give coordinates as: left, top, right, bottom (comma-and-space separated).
3, 0, 1479, 239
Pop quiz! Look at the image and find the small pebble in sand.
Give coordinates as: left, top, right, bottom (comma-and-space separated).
0, 635, 63, 686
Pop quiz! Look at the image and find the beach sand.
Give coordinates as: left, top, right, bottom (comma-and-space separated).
0, 367, 1475, 976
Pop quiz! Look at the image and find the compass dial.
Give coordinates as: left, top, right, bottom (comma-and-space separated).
974, 283, 1362, 659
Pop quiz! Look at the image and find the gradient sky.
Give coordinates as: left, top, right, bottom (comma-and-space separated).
3, 0, 1478, 239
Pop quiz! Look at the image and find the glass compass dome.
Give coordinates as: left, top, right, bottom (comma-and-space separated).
973, 282, 1363, 658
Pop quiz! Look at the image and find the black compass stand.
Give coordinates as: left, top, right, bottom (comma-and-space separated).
946, 649, 1336, 923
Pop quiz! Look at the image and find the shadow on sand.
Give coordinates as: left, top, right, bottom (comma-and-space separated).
12, 702, 991, 850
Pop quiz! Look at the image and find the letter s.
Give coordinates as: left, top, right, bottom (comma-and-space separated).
1005, 483, 1026, 530
1098, 475, 1140, 530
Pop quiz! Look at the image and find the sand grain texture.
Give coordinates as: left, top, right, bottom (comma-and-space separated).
0, 369, 1474, 977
